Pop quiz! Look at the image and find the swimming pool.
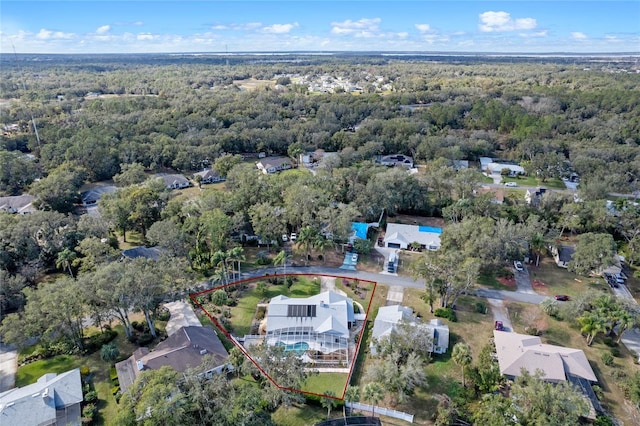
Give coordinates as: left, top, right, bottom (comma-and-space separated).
276, 341, 309, 354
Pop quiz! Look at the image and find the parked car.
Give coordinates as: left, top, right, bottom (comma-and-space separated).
505, 182, 518, 187
554, 294, 570, 301
495, 320, 504, 331
514, 260, 524, 271
281, 234, 288, 242
351, 253, 358, 263
290, 233, 297, 241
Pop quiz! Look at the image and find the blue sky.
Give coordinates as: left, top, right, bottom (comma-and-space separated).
1, 1, 639, 54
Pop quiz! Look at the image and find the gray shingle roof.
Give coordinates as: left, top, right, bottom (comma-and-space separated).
116, 326, 229, 392
0, 368, 83, 426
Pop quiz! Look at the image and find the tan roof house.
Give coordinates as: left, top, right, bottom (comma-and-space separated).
493, 330, 596, 383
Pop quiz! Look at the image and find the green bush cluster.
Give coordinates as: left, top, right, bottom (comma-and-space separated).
434, 307, 457, 322
84, 328, 117, 353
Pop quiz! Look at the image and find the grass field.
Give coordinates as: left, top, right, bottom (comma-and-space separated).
272, 403, 327, 426
302, 372, 349, 397
501, 175, 565, 189
220, 276, 321, 336
527, 256, 607, 297
16, 324, 151, 426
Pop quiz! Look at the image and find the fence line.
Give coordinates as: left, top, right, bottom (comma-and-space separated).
346, 402, 414, 423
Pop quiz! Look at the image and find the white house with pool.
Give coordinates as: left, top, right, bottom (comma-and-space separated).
265, 290, 355, 365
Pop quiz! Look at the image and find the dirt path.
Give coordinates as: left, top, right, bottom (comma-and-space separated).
487, 298, 513, 332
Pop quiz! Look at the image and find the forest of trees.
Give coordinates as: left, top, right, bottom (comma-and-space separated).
1, 53, 639, 425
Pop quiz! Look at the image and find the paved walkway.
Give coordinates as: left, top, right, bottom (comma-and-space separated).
386, 285, 404, 305
163, 300, 202, 336
0, 343, 18, 392
514, 266, 535, 294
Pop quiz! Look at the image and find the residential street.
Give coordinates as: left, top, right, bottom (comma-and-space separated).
0, 343, 17, 392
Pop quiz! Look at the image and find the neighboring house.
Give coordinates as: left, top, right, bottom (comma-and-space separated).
0, 368, 83, 426
525, 187, 547, 206
371, 305, 449, 355
256, 157, 293, 174
383, 223, 442, 251
0, 194, 36, 214
193, 169, 225, 184
379, 154, 414, 168
493, 331, 597, 383
116, 326, 229, 393
160, 174, 191, 189
121, 246, 163, 261
493, 331, 602, 417
265, 290, 354, 359
551, 245, 576, 268
299, 149, 338, 168
80, 185, 117, 207
475, 185, 505, 204
486, 162, 525, 176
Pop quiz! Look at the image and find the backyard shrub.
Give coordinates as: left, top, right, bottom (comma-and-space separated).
211, 289, 229, 306
84, 390, 98, 403
82, 403, 96, 419
434, 308, 457, 322
157, 308, 171, 321
111, 386, 120, 395
137, 333, 154, 346
85, 328, 117, 353
609, 369, 627, 380
80, 366, 90, 376
610, 347, 621, 357
255, 306, 266, 321
601, 353, 614, 366
475, 301, 487, 314
592, 385, 604, 401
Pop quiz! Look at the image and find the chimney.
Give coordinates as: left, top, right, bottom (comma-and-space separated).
199, 349, 207, 355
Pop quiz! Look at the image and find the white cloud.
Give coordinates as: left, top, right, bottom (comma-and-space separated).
414, 23, 431, 33
571, 32, 588, 40
262, 23, 299, 34
479, 11, 537, 32
213, 22, 263, 31
519, 30, 548, 38
212, 25, 228, 30
397, 32, 409, 39
36, 28, 74, 40
96, 25, 111, 34
331, 18, 381, 35
137, 33, 155, 41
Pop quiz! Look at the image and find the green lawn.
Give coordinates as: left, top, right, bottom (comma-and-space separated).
301, 372, 349, 397
16, 325, 143, 426
477, 269, 516, 291
527, 256, 605, 297
272, 403, 327, 426
501, 175, 565, 189
223, 276, 321, 336
16, 355, 78, 387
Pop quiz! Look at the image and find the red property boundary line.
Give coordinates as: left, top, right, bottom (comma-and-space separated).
190, 273, 377, 401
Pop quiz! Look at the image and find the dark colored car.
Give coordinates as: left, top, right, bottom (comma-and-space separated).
554, 294, 570, 301
495, 320, 504, 331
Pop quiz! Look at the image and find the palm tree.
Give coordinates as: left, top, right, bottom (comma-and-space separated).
314, 234, 332, 264
56, 248, 77, 278
452, 342, 473, 387
228, 346, 245, 378
530, 231, 547, 266
226, 247, 245, 282
321, 390, 337, 419
344, 385, 360, 420
615, 310, 635, 344
362, 382, 383, 417
100, 341, 120, 363
297, 226, 319, 266
578, 312, 606, 346
273, 250, 290, 283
